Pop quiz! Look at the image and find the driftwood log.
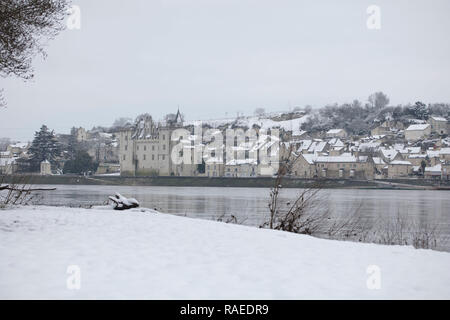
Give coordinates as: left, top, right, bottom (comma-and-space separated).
108, 193, 139, 210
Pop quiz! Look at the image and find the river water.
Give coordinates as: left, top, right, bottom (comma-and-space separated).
32, 184, 450, 250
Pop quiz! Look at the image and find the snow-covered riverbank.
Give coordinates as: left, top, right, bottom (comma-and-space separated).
0, 206, 449, 299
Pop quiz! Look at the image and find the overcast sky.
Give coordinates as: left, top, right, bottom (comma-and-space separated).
1, 0, 450, 141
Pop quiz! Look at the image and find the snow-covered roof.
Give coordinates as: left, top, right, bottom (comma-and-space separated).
327, 129, 344, 134
409, 119, 427, 124
297, 140, 312, 152
389, 160, 412, 165
425, 164, 442, 174
359, 141, 380, 152
430, 116, 447, 122
225, 159, 257, 166
380, 148, 399, 161
186, 114, 309, 136
372, 157, 386, 165
405, 124, 430, 131
328, 138, 345, 147
315, 154, 367, 163
408, 154, 427, 159
427, 150, 441, 158
396, 146, 421, 155
440, 148, 450, 155
9, 142, 28, 149
307, 141, 327, 153
300, 153, 317, 164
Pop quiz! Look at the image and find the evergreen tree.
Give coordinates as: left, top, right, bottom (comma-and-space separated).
28, 125, 61, 171
413, 101, 429, 120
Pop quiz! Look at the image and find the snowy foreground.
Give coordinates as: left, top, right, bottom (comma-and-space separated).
1, 206, 449, 299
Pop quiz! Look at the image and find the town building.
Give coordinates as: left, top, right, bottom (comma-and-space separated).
387, 160, 412, 178
292, 153, 374, 179
428, 116, 448, 135
404, 124, 431, 141
118, 112, 183, 176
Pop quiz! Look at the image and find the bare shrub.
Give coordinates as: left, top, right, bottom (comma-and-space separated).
0, 175, 55, 207
263, 186, 331, 235
370, 211, 446, 250
327, 202, 373, 242
262, 145, 332, 235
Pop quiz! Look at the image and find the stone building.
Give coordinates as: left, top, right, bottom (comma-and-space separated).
292, 153, 374, 179
428, 116, 448, 135
404, 124, 431, 141
387, 160, 412, 178
118, 111, 183, 176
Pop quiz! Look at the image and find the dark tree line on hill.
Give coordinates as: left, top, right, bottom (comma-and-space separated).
301, 92, 450, 135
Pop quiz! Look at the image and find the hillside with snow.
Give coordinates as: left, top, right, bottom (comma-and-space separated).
185, 112, 309, 136
1, 206, 449, 299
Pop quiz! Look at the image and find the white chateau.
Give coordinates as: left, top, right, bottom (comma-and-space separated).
118, 110, 188, 176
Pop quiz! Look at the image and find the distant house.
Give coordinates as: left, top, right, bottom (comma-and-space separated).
314, 153, 374, 179
0, 157, 17, 175
292, 153, 374, 179
292, 153, 317, 178
428, 116, 448, 135
370, 120, 403, 136
404, 124, 431, 141
326, 129, 347, 138
224, 159, 257, 177
439, 148, 450, 161
387, 160, 412, 178
7, 142, 29, 157
424, 164, 442, 180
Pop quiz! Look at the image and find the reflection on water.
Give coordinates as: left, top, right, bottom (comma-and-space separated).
34, 184, 450, 248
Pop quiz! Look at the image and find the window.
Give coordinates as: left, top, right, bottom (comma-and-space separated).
152, 154, 154, 160
125, 136, 128, 141
144, 146, 147, 151
152, 145, 155, 151
125, 145, 127, 151
162, 134, 165, 140
137, 145, 139, 151
163, 144, 166, 150
123, 155, 126, 160
143, 155, 146, 160
162, 155, 165, 161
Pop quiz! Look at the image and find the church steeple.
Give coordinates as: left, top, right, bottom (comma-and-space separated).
175, 107, 182, 124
